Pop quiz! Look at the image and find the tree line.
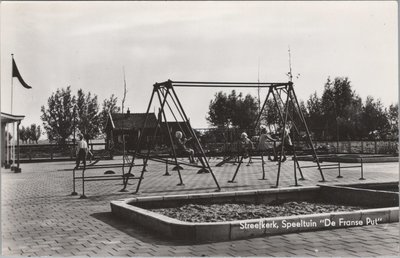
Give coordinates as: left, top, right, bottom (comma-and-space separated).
19, 124, 41, 144
207, 77, 398, 141
40, 86, 120, 145
36, 77, 397, 145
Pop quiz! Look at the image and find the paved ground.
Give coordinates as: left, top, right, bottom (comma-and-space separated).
1, 156, 399, 257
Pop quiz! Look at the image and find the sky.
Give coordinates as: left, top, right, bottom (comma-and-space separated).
1, 1, 398, 131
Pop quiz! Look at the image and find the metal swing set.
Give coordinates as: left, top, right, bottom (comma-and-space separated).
226, 80, 327, 186
121, 79, 327, 194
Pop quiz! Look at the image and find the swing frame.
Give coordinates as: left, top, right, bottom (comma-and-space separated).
122, 80, 325, 193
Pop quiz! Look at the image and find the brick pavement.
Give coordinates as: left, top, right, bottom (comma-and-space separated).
1, 157, 399, 257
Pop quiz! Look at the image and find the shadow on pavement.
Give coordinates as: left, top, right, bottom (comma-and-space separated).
91, 212, 202, 246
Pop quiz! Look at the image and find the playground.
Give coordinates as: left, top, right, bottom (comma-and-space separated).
2, 79, 399, 256
1, 158, 399, 256
1, 1, 398, 256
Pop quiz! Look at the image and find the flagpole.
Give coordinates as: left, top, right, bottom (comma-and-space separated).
8, 54, 14, 167
257, 57, 261, 114
11, 54, 15, 169
122, 67, 127, 169
11, 54, 14, 114
6, 124, 9, 167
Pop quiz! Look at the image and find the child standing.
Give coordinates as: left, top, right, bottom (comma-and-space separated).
75, 134, 88, 169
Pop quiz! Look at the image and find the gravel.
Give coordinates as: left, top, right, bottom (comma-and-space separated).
150, 202, 362, 222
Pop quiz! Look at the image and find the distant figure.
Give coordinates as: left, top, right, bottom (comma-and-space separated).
258, 125, 278, 161
85, 135, 94, 163
276, 122, 293, 162
75, 134, 88, 169
175, 131, 195, 163
240, 132, 253, 159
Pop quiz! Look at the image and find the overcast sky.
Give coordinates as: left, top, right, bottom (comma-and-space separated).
1, 1, 398, 129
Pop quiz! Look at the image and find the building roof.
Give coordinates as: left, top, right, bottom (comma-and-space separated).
161, 121, 192, 134
107, 112, 158, 130
1, 112, 25, 124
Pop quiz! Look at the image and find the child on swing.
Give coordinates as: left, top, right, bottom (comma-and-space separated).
257, 125, 278, 161
276, 122, 293, 162
240, 132, 254, 159
175, 131, 196, 163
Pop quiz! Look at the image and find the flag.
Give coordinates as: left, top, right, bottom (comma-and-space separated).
12, 57, 32, 89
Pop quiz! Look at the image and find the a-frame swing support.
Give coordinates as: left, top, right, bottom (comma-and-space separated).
228, 81, 325, 187
123, 80, 325, 193
255, 82, 325, 186
122, 80, 221, 193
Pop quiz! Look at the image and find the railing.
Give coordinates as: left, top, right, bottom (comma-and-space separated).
8, 143, 108, 162
6, 139, 398, 163
311, 140, 398, 155
201, 140, 398, 155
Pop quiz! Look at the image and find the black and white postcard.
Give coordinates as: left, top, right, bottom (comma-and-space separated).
1, 1, 398, 257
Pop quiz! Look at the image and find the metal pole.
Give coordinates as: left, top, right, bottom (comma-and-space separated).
133, 87, 172, 193
289, 83, 325, 182
228, 156, 244, 183
164, 157, 170, 176
170, 85, 221, 190
167, 90, 208, 172
73, 105, 76, 149
275, 86, 291, 188
359, 158, 365, 180
294, 156, 305, 180
254, 88, 273, 129
294, 158, 298, 186
272, 90, 284, 122
156, 89, 184, 185
15, 121, 21, 173
11, 54, 14, 115
11, 123, 15, 170
275, 90, 302, 137
337, 162, 343, 178
10, 55, 14, 169
122, 89, 156, 191
5, 124, 9, 168
261, 153, 266, 180
80, 167, 87, 199
71, 168, 78, 195
159, 88, 188, 140
288, 96, 303, 183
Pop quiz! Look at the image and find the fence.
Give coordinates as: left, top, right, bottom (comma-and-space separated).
312, 140, 398, 155
9, 142, 108, 162
7, 138, 398, 163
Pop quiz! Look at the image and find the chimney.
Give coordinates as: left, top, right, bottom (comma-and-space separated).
127, 108, 131, 114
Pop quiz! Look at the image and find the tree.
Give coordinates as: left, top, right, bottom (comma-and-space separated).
100, 94, 121, 133
319, 77, 363, 140
207, 90, 259, 130
41, 87, 75, 145
361, 96, 390, 139
19, 126, 29, 144
305, 92, 324, 137
75, 89, 101, 140
231, 93, 259, 129
387, 103, 398, 138
29, 124, 41, 144
207, 91, 231, 128
260, 99, 280, 127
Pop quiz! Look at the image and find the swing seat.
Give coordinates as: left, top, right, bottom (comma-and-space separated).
172, 165, 183, 170
197, 168, 210, 174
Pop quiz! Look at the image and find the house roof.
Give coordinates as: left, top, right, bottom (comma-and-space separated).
107, 112, 158, 130
1, 112, 25, 124
161, 121, 192, 132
